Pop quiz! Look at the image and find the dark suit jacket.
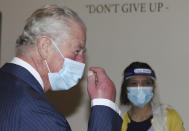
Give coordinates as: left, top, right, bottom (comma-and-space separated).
0, 63, 122, 131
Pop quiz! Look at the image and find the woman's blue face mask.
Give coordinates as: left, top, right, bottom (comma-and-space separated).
127, 86, 154, 108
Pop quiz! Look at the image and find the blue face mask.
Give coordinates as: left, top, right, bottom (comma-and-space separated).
127, 86, 153, 108
45, 40, 85, 91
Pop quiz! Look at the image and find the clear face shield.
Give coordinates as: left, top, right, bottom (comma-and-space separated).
124, 68, 166, 131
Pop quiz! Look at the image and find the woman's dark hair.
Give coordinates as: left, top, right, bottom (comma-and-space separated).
120, 62, 156, 105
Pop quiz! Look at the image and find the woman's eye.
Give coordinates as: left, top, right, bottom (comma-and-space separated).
143, 80, 153, 85
128, 81, 137, 85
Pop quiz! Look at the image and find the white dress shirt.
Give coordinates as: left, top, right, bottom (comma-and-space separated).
10, 57, 120, 115
91, 98, 121, 115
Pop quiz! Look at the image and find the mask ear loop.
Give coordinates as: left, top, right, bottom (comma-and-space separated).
51, 40, 65, 58
44, 60, 51, 73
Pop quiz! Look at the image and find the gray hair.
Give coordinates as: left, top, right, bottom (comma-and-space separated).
16, 4, 86, 54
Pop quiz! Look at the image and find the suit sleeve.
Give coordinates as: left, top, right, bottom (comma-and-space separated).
88, 105, 123, 131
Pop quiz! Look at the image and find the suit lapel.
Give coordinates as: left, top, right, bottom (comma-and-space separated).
1, 63, 44, 96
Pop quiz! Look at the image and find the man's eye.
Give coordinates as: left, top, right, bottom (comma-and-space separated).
74, 50, 80, 54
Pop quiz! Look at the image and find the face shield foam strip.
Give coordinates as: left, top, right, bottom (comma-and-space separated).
124, 68, 156, 80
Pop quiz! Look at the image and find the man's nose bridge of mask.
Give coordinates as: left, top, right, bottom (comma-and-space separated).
76, 55, 84, 63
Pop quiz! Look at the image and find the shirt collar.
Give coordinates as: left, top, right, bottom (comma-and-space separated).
10, 57, 44, 90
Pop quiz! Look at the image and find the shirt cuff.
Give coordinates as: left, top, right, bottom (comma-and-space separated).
91, 98, 121, 115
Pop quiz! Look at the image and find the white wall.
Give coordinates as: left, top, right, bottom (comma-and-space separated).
0, 0, 188, 130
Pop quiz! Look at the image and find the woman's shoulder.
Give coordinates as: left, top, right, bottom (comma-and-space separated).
166, 106, 185, 131
166, 106, 182, 119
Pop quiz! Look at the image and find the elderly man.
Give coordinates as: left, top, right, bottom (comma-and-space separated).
0, 4, 122, 131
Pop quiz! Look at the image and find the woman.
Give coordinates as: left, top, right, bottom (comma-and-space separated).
120, 62, 184, 131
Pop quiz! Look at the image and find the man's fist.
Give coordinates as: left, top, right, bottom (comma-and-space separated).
87, 67, 116, 102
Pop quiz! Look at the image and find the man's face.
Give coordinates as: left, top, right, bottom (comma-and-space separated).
47, 21, 86, 73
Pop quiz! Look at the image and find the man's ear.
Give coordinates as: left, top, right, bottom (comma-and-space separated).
36, 36, 51, 60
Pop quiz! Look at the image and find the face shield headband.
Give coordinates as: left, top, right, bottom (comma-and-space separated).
124, 68, 156, 80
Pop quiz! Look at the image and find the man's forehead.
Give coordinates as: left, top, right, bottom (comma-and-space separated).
70, 26, 86, 42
